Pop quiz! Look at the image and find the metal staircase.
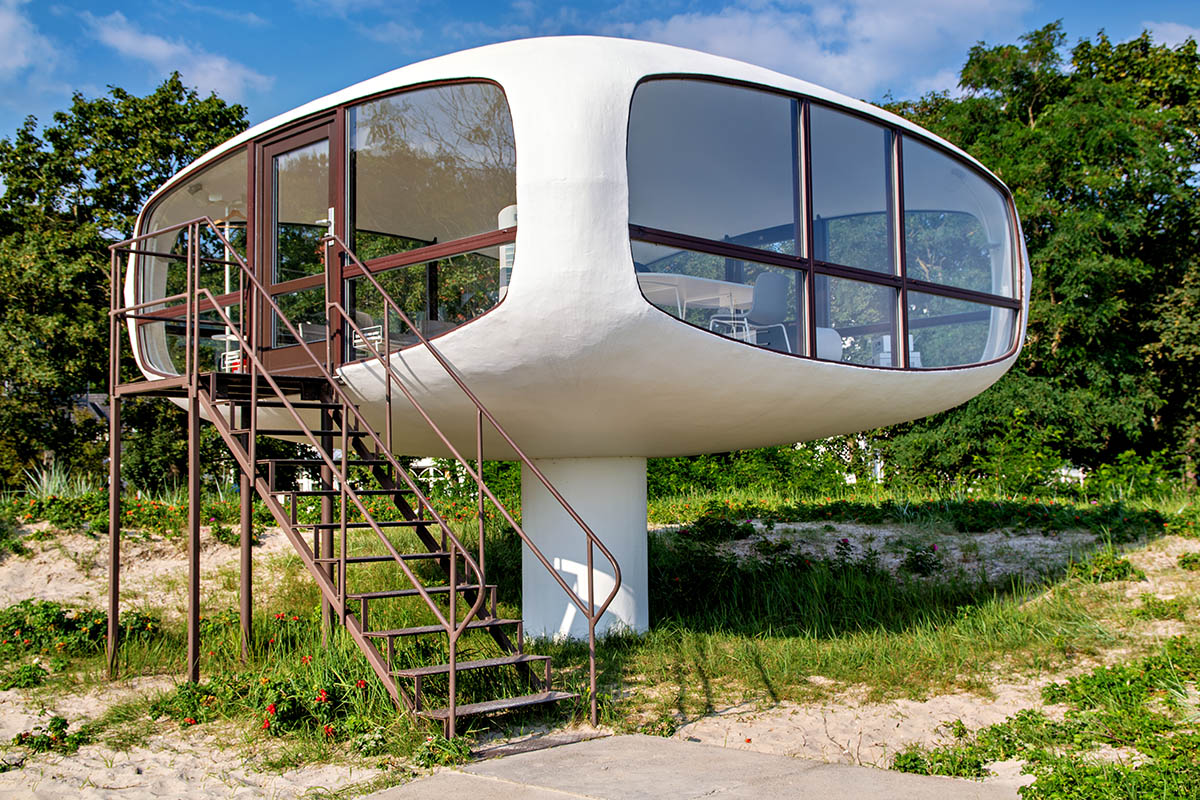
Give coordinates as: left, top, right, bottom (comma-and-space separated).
107, 218, 621, 736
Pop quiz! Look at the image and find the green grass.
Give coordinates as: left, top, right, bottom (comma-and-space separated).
1, 482, 1197, 794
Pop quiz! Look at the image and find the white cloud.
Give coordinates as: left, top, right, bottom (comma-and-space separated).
81, 10, 273, 100
0, 0, 51, 80
1142, 20, 1200, 48
358, 19, 424, 45
608, 0, 1031, 100
177, 2, 269, 28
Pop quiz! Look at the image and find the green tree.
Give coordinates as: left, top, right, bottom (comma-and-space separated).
878, 23, 1200, 485
0, 75, 248, 487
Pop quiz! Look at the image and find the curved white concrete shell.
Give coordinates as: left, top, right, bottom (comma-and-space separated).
127, 36, 1029, 461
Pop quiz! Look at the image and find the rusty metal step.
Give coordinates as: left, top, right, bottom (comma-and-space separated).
393, 653, 549, 679
298, 520, 439, 530
363, 618, 520, 639
257, 457, 391, 467
286, 489, 412, 497
347, 585, 495, 601
418, 691, 576, 721
231, 428, 372, 437
313, 552, 449, 564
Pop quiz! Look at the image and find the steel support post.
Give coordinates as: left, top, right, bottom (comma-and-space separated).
186, 383, 201, 683
239, 429, 253, 661
106, 393, 121, 679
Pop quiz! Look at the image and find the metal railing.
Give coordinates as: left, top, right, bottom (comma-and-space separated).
111, 217, 622, 728
324, 232, 622, 725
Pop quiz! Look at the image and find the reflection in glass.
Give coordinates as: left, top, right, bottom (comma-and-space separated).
810, 105, 893, 273
156, 305, 243, 375
347, 247, 501, 357
632, 242, 804, 354
142, 150, 249, 304
903, 138, 1014, 297
628, 80, 799, 255
273, 139, 329, 283
274, 287, 326, 348
350, 84, 516, 260
907, 291, 1014, 368
815, 276, 897, 365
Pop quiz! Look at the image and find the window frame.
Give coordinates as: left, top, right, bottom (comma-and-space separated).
627, 74, 1023, 371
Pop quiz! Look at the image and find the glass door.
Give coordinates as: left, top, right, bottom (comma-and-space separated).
258, 120, 336, 374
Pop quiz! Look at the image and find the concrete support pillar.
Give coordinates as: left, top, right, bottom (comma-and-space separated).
520, 457, 648, 640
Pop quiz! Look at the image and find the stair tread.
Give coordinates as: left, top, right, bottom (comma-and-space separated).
394, 653, 549, 678
286, 489, 407, 496
299, 520, 438, 529
313, 552, 449, 564
418, 691, 576, 720
258, 457, 390, 466
232, 428, 371, 437
348, 585, 494, 600
364, 618, 519, 638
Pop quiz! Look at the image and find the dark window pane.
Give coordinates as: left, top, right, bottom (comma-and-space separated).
274, 287, 326, 348
348, 247, 501, 357
907, 291, 1014, 368
633, 241, 804, 355
810, 105, 893, 273
814, 275, 896, 365
903, 138, 1015, 297
273, 139, 329, 283
350, 84, 516, 259
628, 80, 799, 256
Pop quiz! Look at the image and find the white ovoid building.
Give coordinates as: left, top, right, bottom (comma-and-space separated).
127, 37, 1030, 639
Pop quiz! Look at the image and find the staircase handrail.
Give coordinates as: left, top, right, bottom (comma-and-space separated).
112, 218, 489, 643
325, 233, 622, 723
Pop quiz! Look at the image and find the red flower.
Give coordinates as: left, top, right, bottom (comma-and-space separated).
745, 738, 752, 743
184, 717, 196, 725
315, 689, 328, 703
323, 724, 334, 737
355, 679, 367, 689
266, 703, 276, 716
261, 718, 271, 730
268, 638, 276, 644
291, 616, 299, 621
208, 650, 215, 656
300, 655, 313, 665
274, 613, 285, 619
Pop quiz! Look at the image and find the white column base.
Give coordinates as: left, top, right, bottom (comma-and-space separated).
520, 457, 648, 640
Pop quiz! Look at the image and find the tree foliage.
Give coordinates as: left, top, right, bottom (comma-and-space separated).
880, 23, 1200, 484
0, 75, 247, 487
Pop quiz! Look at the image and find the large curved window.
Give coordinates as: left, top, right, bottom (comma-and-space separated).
345, 82, 516, 355
137, 149, 248, 376
628, 77, 1020, 369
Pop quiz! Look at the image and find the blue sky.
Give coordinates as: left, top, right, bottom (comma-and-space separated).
1, 0, 1198, 140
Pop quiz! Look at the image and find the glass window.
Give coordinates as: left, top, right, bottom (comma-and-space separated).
633, 241, 804, 355
274, 287, 327, 348
347, 246, 501, 357
810, 105, 893, 273
141, 150, 248, 305
907, 291, 1015, 368
903, 138, 1015, 298
814, 275, 897, 365
628, 80, 799, 256
350, 83, 516, 260
273, 139, 329, 283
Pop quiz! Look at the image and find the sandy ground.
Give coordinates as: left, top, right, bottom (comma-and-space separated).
0, 520, 1191, 798
0, 524, 400, 799
715, 520, 1099, 584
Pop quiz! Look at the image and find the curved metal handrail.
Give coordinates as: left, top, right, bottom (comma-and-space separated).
326, 233, 622, 723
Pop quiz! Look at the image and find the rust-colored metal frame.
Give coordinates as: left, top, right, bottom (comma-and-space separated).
628, 75, 1025, 372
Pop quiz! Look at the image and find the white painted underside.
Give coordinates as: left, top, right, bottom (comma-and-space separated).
129, 36, 1030, 459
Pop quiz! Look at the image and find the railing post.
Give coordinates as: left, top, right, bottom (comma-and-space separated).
239, 411, 253, 662
186, 223, 202, 684
477, 409, 485, 588
107, 247, 122, 679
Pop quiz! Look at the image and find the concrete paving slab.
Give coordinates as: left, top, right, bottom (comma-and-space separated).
369, 734, 1021, 799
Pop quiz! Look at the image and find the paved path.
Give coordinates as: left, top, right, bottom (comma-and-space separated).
369, 734, 1022, 799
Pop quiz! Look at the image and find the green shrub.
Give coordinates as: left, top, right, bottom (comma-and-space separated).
12, 716, 90, 754
1178, 552, 1200, 571
1131, 594, 1188, 621
413, 733, 472, 767
1068, 547, 1145, 583
0, 663, 47, 689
